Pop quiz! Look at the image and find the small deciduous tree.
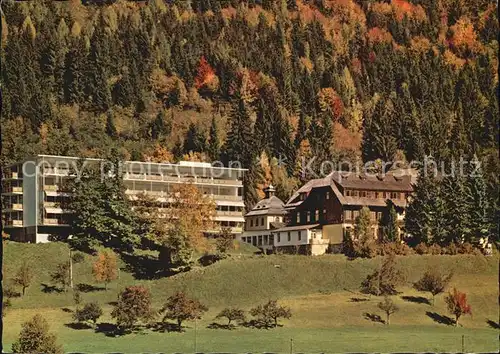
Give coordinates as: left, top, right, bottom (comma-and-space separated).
414, 269, 453, 305
215, 227, 235, 254
92, 250, 118, 290
160, 291, 208, 331
73, 302, 103, 326
11, 314, 63, 354
215, 307, 245, 327
361, 254, 403, 296
377, 296, 398, 325
445, 288, 472, 326
354, 207, 377, 258
13, 261, 34, 296
250, 300, 292, 328
51, 262, 70, 292
111, 286, 153, 330
73, 290, 82, 307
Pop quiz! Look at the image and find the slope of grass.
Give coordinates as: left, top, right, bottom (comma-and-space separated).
3, 241, 498, 352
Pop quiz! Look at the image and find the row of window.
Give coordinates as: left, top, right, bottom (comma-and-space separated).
277, 231, 302, 243
344, 190, 406, 200
242, 234, 274, 246
343, 210, 383, 221
294, 209, 327, 224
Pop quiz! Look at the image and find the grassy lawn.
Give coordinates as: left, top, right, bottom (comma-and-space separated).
2, 241, 499, 352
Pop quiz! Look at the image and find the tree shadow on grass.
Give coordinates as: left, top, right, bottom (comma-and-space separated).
94, 322, 133, 337
149, 321, 182, 333
107, 301, 118, 306
41, 283, 63, 293
426, 311, 455, 326
61, 307, 73, 313
120, 253, 179, 280
486, 319, 500, 329
241, 320, 279, 330
75, 283, 105, 292
350, 297, 369, 303
207, 322, 236, 330
401, 295, 431, 305
65, 322, 92, 330
363, 312, 385, 324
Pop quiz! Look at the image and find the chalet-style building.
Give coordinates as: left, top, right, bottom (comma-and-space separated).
282, 171, 414, 254
239, 185, 286, 252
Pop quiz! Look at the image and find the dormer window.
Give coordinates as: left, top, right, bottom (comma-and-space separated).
300, 192, 306, 201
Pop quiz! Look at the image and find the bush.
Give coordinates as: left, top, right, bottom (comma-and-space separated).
11, 314, 63, 354
447, 243, 459, 255
414, 243, 428, 255
3, 284, 21, 298
250, 300, 292, 328
414, 269, 453, 305
428, 244, 442, 255
378, 242, 414, 256
73, 302, 103, 326
71, 252, 85, 264
459, 242, 474, 254
2, 298, 12, 317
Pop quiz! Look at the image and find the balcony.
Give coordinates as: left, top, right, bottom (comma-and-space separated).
43, 185, 59, 191
216, 210, 243, 217
4, 172, 21, 180
11, 203, 23, 210
5, 219, 23, 227
2, 186, 23, 194
42, 168, 70, 176
124, 173, 243, 186
43, 218, 69, 226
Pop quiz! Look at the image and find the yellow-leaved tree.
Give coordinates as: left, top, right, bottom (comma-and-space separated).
92, 250, 118, 290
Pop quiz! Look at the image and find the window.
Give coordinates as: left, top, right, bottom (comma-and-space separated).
375, 191, 380, 199
261, 217, 264, 226
391, 192, 398, 199
370, 211, 376, 221
360, 191, 366, 198
277, 233, 281, 243
307, 211, 311, 223
323, 209, 327, 220
287, 232, 291, 242
250, 219, 254, 227
296, 213, 300, 224
352, 190, 359, 197
258, 236, 262, 246
326, 191, 330, 200
376, 212, 382, 220
346, 190, 351, 196
269, 235, 274, 244
353, 210, 359, 219
298, 231, 302, 241
315, 209, 319, 221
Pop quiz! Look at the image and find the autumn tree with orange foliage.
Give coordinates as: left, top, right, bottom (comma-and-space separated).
157, 183, 216, 266
92, 250, 118, 290
194, 56, 219, 93
445, 288, 472, 326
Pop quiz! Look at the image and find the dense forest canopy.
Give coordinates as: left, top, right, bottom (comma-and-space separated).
1, 0, 498, 205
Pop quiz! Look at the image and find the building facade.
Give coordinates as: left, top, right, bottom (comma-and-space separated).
284, 171, 414, 253
2, 155, 246, 243
239, 185, 286, 252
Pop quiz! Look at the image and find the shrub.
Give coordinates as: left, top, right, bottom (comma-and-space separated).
414, 243, 428, 255
428, 244, 442, 255
447, 243, 459, 255
215, 227, 235, 253
445, 288, 472, 326
459, 242, 474, 254
361, 254, 403, 296
160, 291, 208, 331
3, 284, 20, 298
250, 300, 292, 328
215, 307, 246, 326
377, 296, 398, 325
73, 290, 82, 306
111, 286, 153, 330
414, 269, 453, 305
2, 298, 12, 317
11, 314, 63, 354
73, 302, 103, 326
71, 252, 85, 264
378, 242, 413, 256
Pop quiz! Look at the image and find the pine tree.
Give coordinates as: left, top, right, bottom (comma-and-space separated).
208, 116, 221, 161
441, 173, 470, 244
464, 158, 489, 243
225, 98, 254, 167
183, 123, 207, 154
380, 201, 399, 242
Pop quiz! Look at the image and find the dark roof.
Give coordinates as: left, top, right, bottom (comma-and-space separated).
245, 195, 286, 217
331, 171, 413, 192
271, 224, 321, 232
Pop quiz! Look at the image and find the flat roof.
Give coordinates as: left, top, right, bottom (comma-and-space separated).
7, 155, 248, 172
271, 224, 321, 232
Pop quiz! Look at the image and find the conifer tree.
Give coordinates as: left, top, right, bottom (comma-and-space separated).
183, 123, 207, 154
208, 116, 221, 161
225, 98, 254, 167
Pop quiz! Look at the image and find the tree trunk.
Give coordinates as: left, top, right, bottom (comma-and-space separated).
274, 317, 278, 327
455, 315, 459, 327
22, 286, 26, 296
177, 318, 182, 330
228, 319, 231, 326
386, 313, 390, 325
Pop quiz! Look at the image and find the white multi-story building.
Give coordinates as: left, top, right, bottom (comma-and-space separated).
2, 155, 246, 243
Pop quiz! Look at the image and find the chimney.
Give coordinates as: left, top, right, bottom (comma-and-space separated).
264, 184, 276, 198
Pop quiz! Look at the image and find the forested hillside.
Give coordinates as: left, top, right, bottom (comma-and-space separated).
1, 0, 498, 205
